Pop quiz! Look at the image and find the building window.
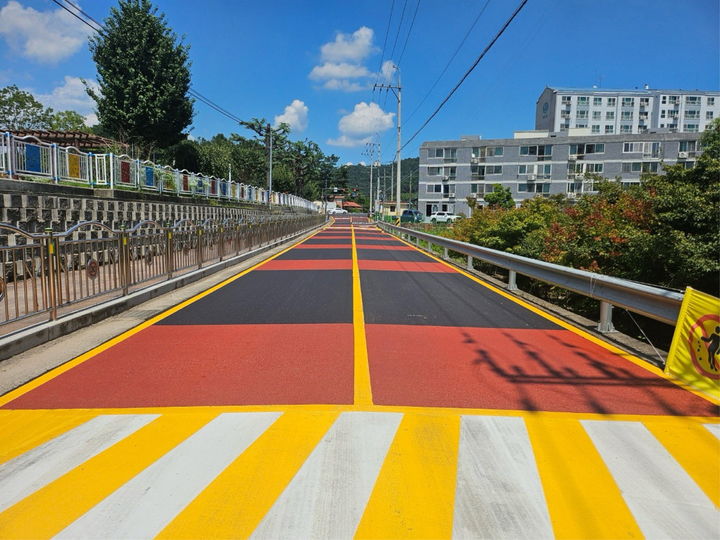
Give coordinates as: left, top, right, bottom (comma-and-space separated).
623, 141, 662, 155
569, 143, 605, 155
432, 147, 456, 159
574, 122, 588, 128
519, 145, 552, 158
679, 140, 698, 152
592, 111, 601, 120
428, 167, 441, 176
606, 111, 615, 120
668, 110, 678, 119
426, 184, 443, 193
668, 95, 680, 105
621, 162, 659, 173
708, 97, 715, 106
661, 110, 666, 118
577, 110, 588, 119
593, 97, 602, 106
561, 96, 572, 104
470, 183, 486, 194
607, 97, 616, 106
569, 162, 604, 174
685, 124, 699, 132
487, 165, 502, 174
518, 164, 551, 178
685, 110, 700, 119
620, 125, 632, 133
622, 97, 635, 107
472, 146, 503, 158
444, 166, 457, 178
577, 96, 589, 105
706, 111, 714, 120
591, 125, 600, 133
621, 111, 633, 120
640, 97, 650, 106
517, 183, 550, 193
605, 125, 614, 134
685, 96, 701, 105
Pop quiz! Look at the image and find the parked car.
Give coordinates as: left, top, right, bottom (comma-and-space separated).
400, 209, 424, 223
429, 211, 461, 223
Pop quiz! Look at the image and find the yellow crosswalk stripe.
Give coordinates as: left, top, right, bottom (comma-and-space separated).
157, 411, 338, 539
525, 415, 643, 539
644, 418, 720, 507
0, 413, 216, 539
355, 413, 459, 539
0, 410, 97, 466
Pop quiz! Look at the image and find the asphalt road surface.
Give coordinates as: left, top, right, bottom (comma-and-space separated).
0, 216, 718, 539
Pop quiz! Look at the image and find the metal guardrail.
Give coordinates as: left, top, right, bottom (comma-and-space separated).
379, 222, 684, 330
0, 132, 317, 211
0, 214, 325, 334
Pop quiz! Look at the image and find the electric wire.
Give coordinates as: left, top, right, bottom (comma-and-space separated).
48, 0, 245, 126
402, 0, 529, 151
372, 0, 396, 99
60, 0, 105, 31
383, 0, 409, 107
397, 0, 420, 68
405, 0, 492, 124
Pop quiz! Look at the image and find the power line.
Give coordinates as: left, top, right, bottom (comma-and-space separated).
402, 0, 529, 151
397, 0, 420, 68
405, 0, 492, 124
388, 0, 409, 63
372, 0, 396, 99
47, 0, 245, 127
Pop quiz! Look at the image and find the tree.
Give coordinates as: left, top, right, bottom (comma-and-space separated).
48, 110, 90, 132
0, 85, 51, 130
88, 0, 193, 157
483, 184, 515, 209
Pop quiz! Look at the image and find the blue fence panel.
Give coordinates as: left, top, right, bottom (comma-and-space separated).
25, 144, 42, 173
145, 166, 154, 187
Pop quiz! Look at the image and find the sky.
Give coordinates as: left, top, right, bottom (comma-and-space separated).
0, 0, 718, 167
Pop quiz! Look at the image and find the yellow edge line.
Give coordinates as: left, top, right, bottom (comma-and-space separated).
0, 224, 328, 407
386, 228, 720, 406
352, 225, 373, 406
3, 404, 717, 422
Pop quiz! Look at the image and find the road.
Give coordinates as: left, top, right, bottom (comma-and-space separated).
0, 216, 718, 539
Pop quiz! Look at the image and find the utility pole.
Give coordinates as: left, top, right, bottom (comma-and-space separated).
266, 123, 273, 204
374, 68, 401, 216
362, 141, 380, 216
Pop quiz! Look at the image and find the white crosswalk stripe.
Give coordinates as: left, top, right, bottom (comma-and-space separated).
0, 414, 157, 513
55, 412, 280, 540
250, 411, 402, 540
453, 415, 554, 540
582, 420, 719, 540
704, 422, 720, 439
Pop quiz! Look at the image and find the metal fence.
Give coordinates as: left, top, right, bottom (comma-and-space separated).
0, 132, 317, 211
379, 222, 685, 332
0, 214, 325, 334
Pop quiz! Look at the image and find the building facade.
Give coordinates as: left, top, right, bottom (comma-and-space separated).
535, 87, 719, 135
419, 130, 703, 217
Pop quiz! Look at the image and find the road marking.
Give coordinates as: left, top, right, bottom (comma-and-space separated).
0, 413, 216, 538
582, 419, 719, 539
525, 415, 642, 539
355, 413, 459, 539
705, 423, 720, 439
55, 412, 280, 539
0, 226, 327, 408
0, 414, 157, 513
157, 411, 338, 539
352, 226, 373, 406
644, 417, 720, 507
453, 415, 553, 539
387, 229, 720, 406
250, 411, 401, 539
0, 410, 96, 465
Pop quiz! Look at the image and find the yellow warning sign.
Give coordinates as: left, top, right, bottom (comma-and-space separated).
665, 287, 720, 400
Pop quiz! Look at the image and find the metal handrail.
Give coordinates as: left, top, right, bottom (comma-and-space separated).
379, 222, 684, 326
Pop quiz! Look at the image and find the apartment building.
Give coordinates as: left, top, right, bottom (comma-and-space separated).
535, 87, 720, 135
419, 130, 703, 217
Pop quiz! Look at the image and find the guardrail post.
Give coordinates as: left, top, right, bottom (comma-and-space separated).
120, 225, 130, 295
197, 225, 204, 269
467, 255, 473, 271
508, 270, 518, 291
44, 228, 58, 320
598, 301, 616, 333
166, 224, 173, 279
443, 247, 449, 259
218, 225, 225, 261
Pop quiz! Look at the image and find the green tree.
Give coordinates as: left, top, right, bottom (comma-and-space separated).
88, 0, 193, 157
483, 184, 515, 209
0, 85, 51, 130
48, 110, 90, 132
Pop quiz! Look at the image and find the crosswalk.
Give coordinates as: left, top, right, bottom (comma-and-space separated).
0, 409, 718, 539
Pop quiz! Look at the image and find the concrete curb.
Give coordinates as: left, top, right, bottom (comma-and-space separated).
0, 224, 323, 362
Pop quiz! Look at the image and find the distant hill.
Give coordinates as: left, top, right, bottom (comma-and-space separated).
344, 157, 419, 202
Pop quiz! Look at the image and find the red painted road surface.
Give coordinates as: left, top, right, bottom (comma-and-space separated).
3, 216, 717, 416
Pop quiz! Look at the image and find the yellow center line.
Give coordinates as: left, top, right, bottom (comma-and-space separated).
352, 225, 373, 406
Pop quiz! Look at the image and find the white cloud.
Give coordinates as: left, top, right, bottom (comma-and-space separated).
381, 60, 397, 81
320, 26, 375, 63
338, 102, 394, 136
274, 99, 308, 132
327, 101, 394, 148
322, 79, 366, 92
309, 62, 370, 81
83, 113, 98, 127
327, 134, 373, 148
34, 76, 98, 114
0, 1, 92, 63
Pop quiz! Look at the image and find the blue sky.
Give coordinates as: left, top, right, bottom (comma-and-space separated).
1, 0, 718, 166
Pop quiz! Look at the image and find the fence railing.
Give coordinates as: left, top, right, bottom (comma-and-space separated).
0, 214, 326, 334
0, 132, 317, 211
378, 222, 685, 331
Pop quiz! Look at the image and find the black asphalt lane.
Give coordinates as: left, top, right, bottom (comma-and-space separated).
354, 239, 407, 246
302, 238, 353, 245
356, 249, 435, 262
159, 270, 352, 325
275, 248, 353, 260
360, 270, 560, 329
